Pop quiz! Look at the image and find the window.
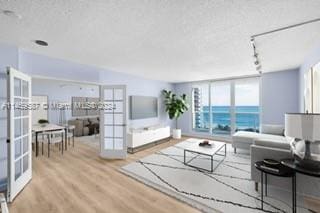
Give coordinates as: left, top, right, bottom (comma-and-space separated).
192, 77, 260, 137
235, 78, 260, 133
192, 84, 209, 132
211, 81, 231, 135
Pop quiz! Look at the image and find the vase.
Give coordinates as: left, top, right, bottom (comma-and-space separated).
291, 139, 320, 170
172, 129, 181, 139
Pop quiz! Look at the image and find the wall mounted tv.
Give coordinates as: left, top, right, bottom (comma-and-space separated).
129, 96, 158, 120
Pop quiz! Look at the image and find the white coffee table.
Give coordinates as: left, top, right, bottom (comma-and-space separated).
183, 140, 226, 172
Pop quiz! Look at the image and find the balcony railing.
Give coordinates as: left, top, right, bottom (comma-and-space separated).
192, 111, 260, 135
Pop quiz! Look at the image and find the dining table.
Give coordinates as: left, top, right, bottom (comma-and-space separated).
32, 124, 68, 157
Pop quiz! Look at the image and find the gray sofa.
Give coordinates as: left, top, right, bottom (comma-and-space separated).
68, 117, 99, 137
232, 124, 286, 153
251, 139, 320, 198
232, 124, 320, 197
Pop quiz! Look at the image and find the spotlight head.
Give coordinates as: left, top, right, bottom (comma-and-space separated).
256, 65, 262, 70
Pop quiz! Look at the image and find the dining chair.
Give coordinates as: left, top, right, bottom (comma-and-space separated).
32, 131, 50, 154
32, 132, 35, 152
67, 125, 75, 147
39, 132, 50, 155
43, 130, 64, 157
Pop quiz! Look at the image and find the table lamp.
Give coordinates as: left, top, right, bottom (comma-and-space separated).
285, 113, 320, 170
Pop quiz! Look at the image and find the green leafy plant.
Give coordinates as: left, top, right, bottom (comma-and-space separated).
38, 119, 49, 124
162, 90, 189, 129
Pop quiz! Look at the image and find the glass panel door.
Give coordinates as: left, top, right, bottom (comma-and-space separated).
7, 67, 32, 202
211, 81, 231, 136
235, 78, 260, 132
100, 85, 127, 159
0, 73, 7, 191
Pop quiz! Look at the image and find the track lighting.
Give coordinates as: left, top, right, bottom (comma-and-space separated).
251, 37, 262, 74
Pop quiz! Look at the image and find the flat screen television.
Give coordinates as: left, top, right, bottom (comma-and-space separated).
129, 96, 158, 120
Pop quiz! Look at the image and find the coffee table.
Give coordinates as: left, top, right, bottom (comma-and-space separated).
183, 141, 226, 172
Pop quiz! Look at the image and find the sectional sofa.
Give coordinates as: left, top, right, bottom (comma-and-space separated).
68, 117, 99, 137
232, 124, 320, 197
232, 124, 287, 153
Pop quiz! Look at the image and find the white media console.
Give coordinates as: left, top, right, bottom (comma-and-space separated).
127, 126, 171, 153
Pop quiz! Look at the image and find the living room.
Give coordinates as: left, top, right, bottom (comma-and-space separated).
0, 1, 320, 213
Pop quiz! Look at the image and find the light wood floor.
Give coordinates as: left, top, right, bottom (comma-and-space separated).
9, 137, 200, 213
8, 137, 320, 213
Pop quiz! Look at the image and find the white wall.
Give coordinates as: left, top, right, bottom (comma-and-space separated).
99, 71, 174, 129
19, 50, 174, 130
173, 82, 193, 135
260, 69, 300, 125
32, 78, 100, 124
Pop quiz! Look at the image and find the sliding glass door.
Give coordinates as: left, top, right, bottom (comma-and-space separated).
235, 79, 260, 133
211, 81, 231, 136
192, 77, 260, 137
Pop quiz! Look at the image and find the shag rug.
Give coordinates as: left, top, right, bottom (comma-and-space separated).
120, 138, 309, 213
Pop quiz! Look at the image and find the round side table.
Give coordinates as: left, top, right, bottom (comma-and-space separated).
281, 159, 320, 212
281, 159, 320, 177
254, 161, 296, 212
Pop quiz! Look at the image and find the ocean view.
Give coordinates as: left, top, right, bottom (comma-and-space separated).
195, 106, 259, 134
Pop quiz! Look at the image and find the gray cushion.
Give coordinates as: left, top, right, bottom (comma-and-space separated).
83, 119, 90, 126
232, 131, 259, 144
260, 124, 284, 136
254, 139, 290, 150
232, 131, 287, 144
89, 117, 99, 124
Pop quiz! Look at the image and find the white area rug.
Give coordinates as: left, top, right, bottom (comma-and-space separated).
120, 138, 309, 213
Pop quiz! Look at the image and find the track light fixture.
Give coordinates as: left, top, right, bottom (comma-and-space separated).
251, 37, 261, 74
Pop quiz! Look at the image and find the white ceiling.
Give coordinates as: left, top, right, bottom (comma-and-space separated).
1, 0, 320, 83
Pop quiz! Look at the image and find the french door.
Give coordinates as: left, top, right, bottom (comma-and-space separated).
100, 85, 127, 159
7, 67, 32, 202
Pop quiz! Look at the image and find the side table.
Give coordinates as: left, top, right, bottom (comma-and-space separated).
255, 161, 296, 212
281, 159, 320, 178
281, 159, 320, 212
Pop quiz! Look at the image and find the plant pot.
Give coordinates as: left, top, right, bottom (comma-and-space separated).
40, 123, 47, 127
172, 129, 181, 139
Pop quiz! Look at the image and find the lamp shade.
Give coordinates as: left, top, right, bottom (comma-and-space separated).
285, 113, 320, 141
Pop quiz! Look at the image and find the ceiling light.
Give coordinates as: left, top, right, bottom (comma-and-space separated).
2, 10, 22, 19
34, 40, 49, 46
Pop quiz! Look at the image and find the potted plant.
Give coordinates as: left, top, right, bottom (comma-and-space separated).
38, 119, 49, 127
162, 90, 189, 139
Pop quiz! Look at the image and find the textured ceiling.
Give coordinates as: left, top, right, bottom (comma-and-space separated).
0, 0, 320, 82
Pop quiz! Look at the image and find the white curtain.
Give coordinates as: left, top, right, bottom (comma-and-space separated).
304, 70, 312, 113
313, 64, 320, 113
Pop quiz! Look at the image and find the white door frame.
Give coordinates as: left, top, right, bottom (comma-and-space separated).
100, 85, 127, 159
7, 67, 32, 202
